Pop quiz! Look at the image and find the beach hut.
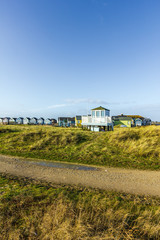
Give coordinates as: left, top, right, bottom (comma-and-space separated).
135, 118, 143, 126
16, 117, 24, 124
82, 106, 113, 131
75, 116, 82, 127
37, 118, 44, 125
23, 117, 31, 124
44, 118, 52, 125
0, 118, 3, 124
3, 117, 10, 125
9, 118, 17, 125
30, 117, 38, 125
51, 119, 57, 125
58, 117, 75, 127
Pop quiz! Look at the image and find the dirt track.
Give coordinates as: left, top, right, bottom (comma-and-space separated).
1, 154, 160, 197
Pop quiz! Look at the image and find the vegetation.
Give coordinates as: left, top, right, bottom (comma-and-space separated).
1, 126, 160, 239
0, 125, 160, 170
1, 174, 160, 240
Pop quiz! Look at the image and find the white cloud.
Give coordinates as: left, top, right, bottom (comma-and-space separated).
47, 99, 110, 109
47, 104, 68, 109
65, 98, 109, 105
47, 99, 138, 111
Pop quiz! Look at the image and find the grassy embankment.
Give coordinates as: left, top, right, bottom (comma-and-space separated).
1, 174, 160, 240
0, 125, 160, 170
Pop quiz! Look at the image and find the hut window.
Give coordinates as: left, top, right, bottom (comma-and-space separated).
101, 111, 105, 117
96, 111, 100, 117
92, 111, 95, 117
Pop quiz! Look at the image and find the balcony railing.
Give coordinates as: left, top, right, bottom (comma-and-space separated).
82, 116, 112, 125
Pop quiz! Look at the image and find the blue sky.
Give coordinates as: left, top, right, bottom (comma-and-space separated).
0, 0, 160, 120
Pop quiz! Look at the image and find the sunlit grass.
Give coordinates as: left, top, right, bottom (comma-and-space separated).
0, 125, 160, 170
1, 174, 160, 239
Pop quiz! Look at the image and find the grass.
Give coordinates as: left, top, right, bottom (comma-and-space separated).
1, 174, 160, 239
1, 126, 160, 239
0, 125, 160, 170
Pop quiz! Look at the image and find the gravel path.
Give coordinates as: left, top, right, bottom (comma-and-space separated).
1, 154, 160, 197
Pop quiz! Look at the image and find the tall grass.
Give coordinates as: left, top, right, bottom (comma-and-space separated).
1, 174, 160, 239
0, 125, 160, 170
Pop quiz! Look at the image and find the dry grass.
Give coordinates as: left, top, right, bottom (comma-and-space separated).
108, 126, 160, 169
0, 125, 160, 170
109, 126, 160, 158
1, 174, 160, 239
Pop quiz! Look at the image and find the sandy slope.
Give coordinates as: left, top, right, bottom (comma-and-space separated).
1, 154, 160, 197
